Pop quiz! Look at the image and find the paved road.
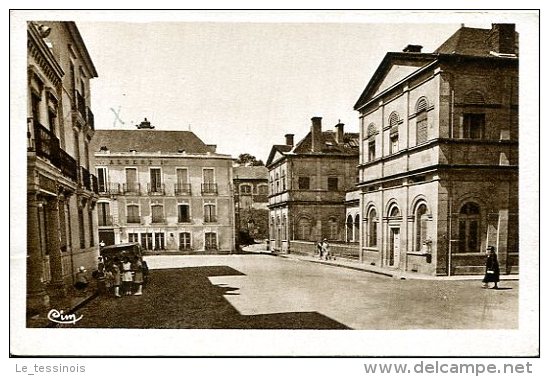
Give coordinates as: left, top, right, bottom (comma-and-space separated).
65, 254, 518, 329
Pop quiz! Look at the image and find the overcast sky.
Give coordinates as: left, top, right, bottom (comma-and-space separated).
75, 15, 516, 161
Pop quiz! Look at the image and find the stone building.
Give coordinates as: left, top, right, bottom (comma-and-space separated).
354, 24, 519, 276
27, 21, 99, 312
92, 121, 235, 253
266, 117, 359, 253
233, 165, 269, 244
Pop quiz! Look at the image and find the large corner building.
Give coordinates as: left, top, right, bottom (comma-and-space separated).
354, 24, 519, 276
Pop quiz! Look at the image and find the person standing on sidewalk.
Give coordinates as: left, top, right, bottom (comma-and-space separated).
322, 239, 331, 261
317, 240, 323, 260
121, 256, 133, 295
482, 246, 500, 289
111, 262, 121, 298
132, 257, 144, 296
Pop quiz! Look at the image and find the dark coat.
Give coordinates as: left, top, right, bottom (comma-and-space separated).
482, 254, 500, 283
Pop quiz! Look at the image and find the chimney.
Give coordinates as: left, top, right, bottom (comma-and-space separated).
207, 144, 217, 153
311, 117, 322, 152
488, 23, 516, 55
285, 134, 294, 147
136, 117, 154, 129
403, 44, 423, 53
335, 122, 344, 144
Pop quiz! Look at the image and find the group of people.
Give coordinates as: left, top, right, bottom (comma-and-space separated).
316, 239, 334, 261
94, 256, 145, 297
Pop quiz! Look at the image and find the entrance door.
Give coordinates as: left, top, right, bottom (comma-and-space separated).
388, 228, 400, 267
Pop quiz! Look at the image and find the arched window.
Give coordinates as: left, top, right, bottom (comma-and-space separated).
416, 97, 429, 145
328, 217, 338, 240
367, 123, 377, 137
415, 203, 428, 251
354, 214, 360, 242
458, 202, 481, 252
367, 208, 378, 247
346, 215, 353, 242
297, 218, 311, 241
389, 205, 400, 218
464, 91, 485, 105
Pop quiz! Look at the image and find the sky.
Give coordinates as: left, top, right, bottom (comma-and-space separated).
74, 12, 523, 162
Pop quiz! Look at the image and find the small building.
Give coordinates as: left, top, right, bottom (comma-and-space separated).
92, 121, 235, 254
266, 117, 359, 254
354, 24, 519, 276
27, 21, 99, 312
233, 165, 269, 244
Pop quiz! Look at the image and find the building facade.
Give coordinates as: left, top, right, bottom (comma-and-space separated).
354, 24, 519, 276
233, 165, 269, 244
266, 117, 359, 253
27, 21, 99, 312
93, 122, 235, 253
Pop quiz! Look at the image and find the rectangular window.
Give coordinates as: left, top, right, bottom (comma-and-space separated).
128, 233, 139, 243
203, 168, 214, 183
127, 205, 140, 223
78, 208, 85, 249
368, 140, 376, 161
141, 232, 153, 250
178, 204, 190, 223
328, 177, 338, 191
150, 168, 162, 192
416, 113, 428, 145
204, 203, 216, 223
463, 113, 485, 139
390, 133, 399, 154
176, 168, 188, 185
298, 177, 310, 190
179, 232, 191, 250
151, 205, 164, 223
125, 168, 138, 193
48, 109, 57, 135
202, 168, 216, 193
98, 202, 110, 226
97, 167, 107, 193
154, 232, 165, 250
205, 232, 217, 250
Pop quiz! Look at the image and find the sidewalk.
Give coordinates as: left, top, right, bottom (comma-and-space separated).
27, 285, 98, 328
247, 246, 519, 281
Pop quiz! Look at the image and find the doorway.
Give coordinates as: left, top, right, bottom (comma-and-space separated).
388, 227, 400, 267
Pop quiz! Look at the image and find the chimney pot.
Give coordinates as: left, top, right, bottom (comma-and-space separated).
285, 134, 294, 147
403, 44, 423, 53
311, 117, 322, 152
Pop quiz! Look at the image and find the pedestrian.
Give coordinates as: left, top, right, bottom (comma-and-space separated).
111, 262, 121, 298
95, 263, 107, 295
482, 246, 500, 289
74, 266, 89, 293
105, 263, 114, 295
317, 240, 323, 259
132, 257, 144, 296
322, 239, 331, 261
121, 256, 133, 295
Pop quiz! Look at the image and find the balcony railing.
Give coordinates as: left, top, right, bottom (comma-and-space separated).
98, 215, 113, 227
122, 183, 141, 195
174, 183, 192, 196
147, 183, 165, 195
201, 183, 218, 194
99, 183, 121, 195
126, 215, 141, 224
81, 166, 91, 191
86, 106, 95, 130
29, 120, 78, 182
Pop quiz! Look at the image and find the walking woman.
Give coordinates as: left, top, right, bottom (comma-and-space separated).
482, 246, 500, 289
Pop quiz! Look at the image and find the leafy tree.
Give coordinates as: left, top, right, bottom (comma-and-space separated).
236, 153, 264, 166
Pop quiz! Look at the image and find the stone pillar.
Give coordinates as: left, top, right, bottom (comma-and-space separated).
27, 194, 49, 312
46, 197, 66, 297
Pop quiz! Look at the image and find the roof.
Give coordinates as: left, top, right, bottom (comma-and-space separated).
354, 25, 518, 110
266, 131, 359, 166
233, 166, 268, 180
293, 131, 359, 155
92, 129, 213, 154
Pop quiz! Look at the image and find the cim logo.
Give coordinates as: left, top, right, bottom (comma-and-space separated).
47, 309, 83, 325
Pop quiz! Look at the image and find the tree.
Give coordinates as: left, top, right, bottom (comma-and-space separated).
236, 153, 264, 166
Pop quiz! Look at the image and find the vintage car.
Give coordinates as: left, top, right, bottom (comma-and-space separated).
99, 242, 149, 283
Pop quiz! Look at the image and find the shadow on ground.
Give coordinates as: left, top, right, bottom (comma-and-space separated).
67, 266, 349, 329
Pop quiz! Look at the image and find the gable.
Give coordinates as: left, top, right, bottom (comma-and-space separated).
372, 62, 427, 97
